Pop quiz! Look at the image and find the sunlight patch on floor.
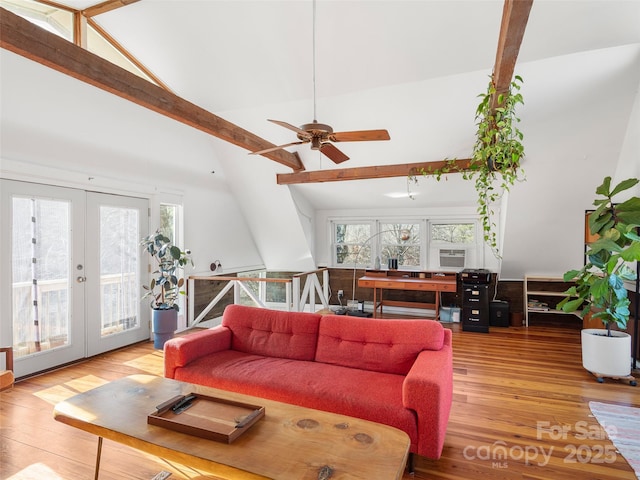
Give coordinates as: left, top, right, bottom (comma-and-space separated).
124, 352, 165, 376
7, 462, 64, 479
33, 375, 109, 405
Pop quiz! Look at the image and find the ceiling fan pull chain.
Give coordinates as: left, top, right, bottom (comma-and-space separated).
312, 0, 317, 122
250, 0, 390, 164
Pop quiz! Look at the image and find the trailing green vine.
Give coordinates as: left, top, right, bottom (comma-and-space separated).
411, 75, 526, 258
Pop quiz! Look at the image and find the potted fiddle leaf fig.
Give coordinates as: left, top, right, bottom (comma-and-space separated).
140, 231, 193, 349
558, 176, 640, 382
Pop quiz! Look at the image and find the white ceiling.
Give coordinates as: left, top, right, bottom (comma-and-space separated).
88, 0, 640, 114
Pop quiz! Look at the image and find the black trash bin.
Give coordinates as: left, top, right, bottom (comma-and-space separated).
490, 301, 510, 327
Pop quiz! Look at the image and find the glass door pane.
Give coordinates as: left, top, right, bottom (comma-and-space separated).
86, 193, 149, 356
0, 180, 85, 378
99, 205, 140, 336
11, 197, 71, 356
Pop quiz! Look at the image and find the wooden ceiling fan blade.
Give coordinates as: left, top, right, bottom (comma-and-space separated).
320, 143, 349, 164
250, 141, 306, 156
268, 119, 312, 138
330, 129, 390, 142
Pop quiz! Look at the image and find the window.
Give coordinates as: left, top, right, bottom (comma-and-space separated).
333, 222, 372, 266
158, 203, 185, 311
429, 222, 478, 270
379, 223, 420, 268
1, 0, 73, 41
159, 204, 178, 243
431, 223, 475, 244
331, 218, 482, 270
332, 221, 420, 269
2, 0, 159, 85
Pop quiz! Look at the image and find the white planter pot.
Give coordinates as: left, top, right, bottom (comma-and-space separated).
581, 329, 631, 377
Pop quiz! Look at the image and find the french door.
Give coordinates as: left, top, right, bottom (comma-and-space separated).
0, 180, 150, 377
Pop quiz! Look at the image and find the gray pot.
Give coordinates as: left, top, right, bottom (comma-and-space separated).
152, 308, 178, 349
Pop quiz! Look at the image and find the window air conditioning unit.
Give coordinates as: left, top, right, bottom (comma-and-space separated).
439, 249, 466, 268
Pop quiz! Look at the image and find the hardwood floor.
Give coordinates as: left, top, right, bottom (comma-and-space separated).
1, 321, 638, 479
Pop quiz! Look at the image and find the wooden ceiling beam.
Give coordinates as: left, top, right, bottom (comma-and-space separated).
82, 0, 141, 18
0, 7, 305, 172
277, 159, 473, 185
490, 0, 533, 109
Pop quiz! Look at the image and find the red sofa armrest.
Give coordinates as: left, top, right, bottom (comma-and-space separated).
164, 326, 232, 379
402, 329, 453, 459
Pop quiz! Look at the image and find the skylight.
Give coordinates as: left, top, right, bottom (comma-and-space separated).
1, 0, 160, 87
1, 0, 73, 40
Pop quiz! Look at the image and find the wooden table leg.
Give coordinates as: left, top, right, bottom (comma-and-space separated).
372, 287, 378, 318
95, 436, 103, 480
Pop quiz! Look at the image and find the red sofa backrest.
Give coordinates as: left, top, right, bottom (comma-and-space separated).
315, 315, 445, 375
222, 305, 321, 361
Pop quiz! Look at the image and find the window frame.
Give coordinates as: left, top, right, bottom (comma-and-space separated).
331, 220, 375, 268
427, 219, 482, 271
330, 216, 483, 270
330, 219, 424, 269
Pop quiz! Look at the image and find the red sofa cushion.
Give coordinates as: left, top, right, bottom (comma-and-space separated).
315, 315, 445, 375
173, 350, 418, 449
222, 305, 321, 361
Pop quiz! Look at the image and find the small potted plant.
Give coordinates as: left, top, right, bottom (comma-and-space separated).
558, 176, 640, 382
140, 231, 193, 349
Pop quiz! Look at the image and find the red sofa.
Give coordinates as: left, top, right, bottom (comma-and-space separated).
164, 304, 453, 459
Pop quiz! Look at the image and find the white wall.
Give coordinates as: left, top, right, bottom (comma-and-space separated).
213, 141, 317, 272
499, 45, 640, 279
614, 77, 640, 194
0, 50, 265, 276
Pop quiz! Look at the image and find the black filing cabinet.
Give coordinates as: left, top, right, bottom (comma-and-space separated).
460, 269, 491, 333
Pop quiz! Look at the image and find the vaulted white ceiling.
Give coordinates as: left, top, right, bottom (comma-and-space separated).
92, 1, 639, 114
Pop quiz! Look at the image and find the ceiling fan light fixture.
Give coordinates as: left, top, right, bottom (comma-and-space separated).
311, 137, 322, 150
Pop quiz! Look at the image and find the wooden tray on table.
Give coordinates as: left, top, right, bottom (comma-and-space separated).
148, 392, 265, 443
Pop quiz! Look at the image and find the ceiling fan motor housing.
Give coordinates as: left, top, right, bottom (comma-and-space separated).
298, 122, 333, 149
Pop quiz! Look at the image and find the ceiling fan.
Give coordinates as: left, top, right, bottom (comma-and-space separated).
249, 0, 390, 164
250, 120, 390, 164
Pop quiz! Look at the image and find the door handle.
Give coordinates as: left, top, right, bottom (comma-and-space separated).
77, 276, 87, 283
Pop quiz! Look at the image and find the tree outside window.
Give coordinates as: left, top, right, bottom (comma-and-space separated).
334, 223, 372, 266
380, 223, 420, 268
159, 204, 177, 244
431, 224, 474, 244
334, 222, 420, 268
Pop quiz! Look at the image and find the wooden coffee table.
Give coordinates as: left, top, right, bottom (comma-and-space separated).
53, 375, 410, 480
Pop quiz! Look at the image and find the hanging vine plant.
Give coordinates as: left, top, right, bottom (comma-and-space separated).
411, 74, 526, 257
471, 74, 525, 256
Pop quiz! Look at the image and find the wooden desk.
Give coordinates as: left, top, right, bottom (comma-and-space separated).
54, 375, 410, 480
358, 272, 457, 319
